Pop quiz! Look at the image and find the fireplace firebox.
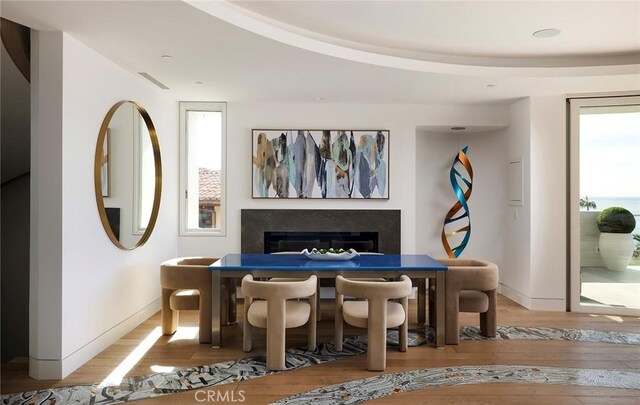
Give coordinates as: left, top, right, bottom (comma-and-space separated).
264, 231, 378, 253
241, 209, 400, 253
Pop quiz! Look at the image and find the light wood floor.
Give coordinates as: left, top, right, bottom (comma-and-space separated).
2, 296, 639, 404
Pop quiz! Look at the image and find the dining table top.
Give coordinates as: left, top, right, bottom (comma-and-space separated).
210, 253, 447, 272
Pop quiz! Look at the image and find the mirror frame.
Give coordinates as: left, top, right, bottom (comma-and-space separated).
94, 100, 162, 250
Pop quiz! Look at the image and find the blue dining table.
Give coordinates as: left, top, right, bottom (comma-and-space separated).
209, 253, 448, 348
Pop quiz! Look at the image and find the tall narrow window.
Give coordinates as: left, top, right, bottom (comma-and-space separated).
180, 102, 226, 235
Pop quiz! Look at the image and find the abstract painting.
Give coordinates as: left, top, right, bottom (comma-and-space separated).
252, 130, 389, 199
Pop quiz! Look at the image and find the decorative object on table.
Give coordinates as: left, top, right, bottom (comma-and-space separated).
252, 130, 389, 199
597, 206, 636, 271
301, 248, 359, 261
441, 146, 473, 258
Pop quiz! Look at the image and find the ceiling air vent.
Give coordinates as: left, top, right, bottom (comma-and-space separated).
138, 72, 169, 90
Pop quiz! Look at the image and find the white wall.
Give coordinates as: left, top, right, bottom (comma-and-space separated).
415, 130, 507, 267
30, 31, 179, 379
501, 98, 532, 304
30, 31, 64, 376
500, 97, 567, 311
178, 102, 510, 258
529, 96, 566, 307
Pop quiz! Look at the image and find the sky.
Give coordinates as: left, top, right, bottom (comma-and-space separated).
580, 110, 640, 199
189, 111, 222, 171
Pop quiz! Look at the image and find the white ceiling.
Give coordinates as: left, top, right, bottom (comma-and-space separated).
231, 1, 640, 64
2, 1, 639, 104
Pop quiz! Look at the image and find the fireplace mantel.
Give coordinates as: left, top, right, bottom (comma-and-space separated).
241, 209, 401, 253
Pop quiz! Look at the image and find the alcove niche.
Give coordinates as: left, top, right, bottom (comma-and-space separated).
414, 125, 507, 266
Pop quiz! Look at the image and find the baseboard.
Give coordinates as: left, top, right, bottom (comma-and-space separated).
498, 284, 565, 312
29, 357, 63, 380
29, 299, 161, 379
528, 297, 566, 311
498, 283, 530, 308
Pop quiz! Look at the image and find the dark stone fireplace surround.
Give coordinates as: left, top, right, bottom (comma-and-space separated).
241, 209, 401, 254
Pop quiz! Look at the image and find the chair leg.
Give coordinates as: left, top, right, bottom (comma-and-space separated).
161, 288, 177, 335
427, 279, 435, 327
198, 288, 212, 344
226, 278, 237, 325
367, 299, 388, 371
308, 293, 317, 351
399, 297, 408, 352
417, 279, 426, 324
335, 292, 344, 351
480, 289, 497, 337
445, 291, 460, 345
243, 297, 253, 352
221, 281, 228, 326
316, 283, 321, 322
267, 299, 287, 371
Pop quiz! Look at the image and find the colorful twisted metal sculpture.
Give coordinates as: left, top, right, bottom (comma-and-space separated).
441, 146, 474, 258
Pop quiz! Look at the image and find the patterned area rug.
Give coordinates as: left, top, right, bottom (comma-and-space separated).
2, 326, 639, 405
272, 365, 640, 404
392, 325, 640, 346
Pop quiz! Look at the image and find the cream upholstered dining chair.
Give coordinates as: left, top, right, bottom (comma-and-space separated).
160, 257, 230, 344
428, 258, 499, 344
241, 274, 317, 370
269, 251, 322, 320
335, 275, 412, 371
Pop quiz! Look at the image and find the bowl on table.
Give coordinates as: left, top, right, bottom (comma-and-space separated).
301, 248, 359, 261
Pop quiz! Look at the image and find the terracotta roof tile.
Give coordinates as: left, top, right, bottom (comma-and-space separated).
199, 168, 221, 202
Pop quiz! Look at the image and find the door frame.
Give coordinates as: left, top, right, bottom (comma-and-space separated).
568, 95, 640, 315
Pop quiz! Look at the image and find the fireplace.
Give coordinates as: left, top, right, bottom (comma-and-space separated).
241, 209, 400, 253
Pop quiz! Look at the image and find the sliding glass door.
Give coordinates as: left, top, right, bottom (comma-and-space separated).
569, 96, 640, 315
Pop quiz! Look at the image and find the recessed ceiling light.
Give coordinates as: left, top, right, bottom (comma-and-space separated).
451, 127, 466, 131
315, 97, 324, 101
532, 28, 561, 38
161, 54, 173, 59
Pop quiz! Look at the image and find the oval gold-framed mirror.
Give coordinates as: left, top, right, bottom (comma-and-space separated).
94, 100, 162, 250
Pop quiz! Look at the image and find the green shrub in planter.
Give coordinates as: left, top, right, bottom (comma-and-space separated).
597, 207, 636, 233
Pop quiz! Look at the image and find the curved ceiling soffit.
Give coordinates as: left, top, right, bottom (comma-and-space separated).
185, 1, 640, 78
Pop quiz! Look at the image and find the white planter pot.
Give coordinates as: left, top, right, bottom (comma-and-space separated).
598, 233, 634, 271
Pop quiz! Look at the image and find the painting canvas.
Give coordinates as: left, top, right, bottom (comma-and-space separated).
252, 130, 389, 199
101, 129, 111, 197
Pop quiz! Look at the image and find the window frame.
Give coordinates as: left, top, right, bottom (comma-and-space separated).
179, 101, 227, 236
